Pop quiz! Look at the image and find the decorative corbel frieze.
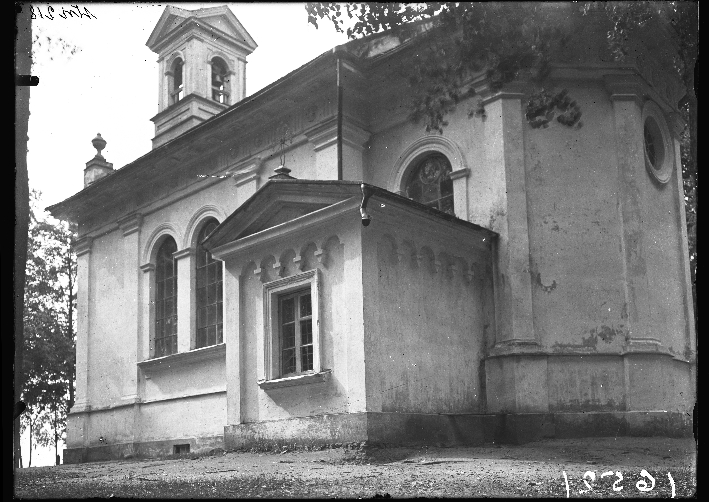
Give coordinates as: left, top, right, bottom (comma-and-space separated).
465, 267, 476, 283
293, 253, 305, 271
314, 248, 327, 267
273, 260, 284, 278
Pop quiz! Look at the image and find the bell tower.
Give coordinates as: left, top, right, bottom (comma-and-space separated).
146, 5, 257, 148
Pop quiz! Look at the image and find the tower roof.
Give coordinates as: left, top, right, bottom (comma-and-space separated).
146, 5, 257, 55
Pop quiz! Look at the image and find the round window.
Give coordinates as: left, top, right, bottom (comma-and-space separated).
641, 101, 674, 184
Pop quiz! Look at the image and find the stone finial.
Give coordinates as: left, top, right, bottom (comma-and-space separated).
92, 133, 107, 160
268, 165, 295, 180
84, 133, 114, 188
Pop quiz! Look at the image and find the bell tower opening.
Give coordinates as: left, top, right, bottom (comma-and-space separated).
146, 5, 257, 148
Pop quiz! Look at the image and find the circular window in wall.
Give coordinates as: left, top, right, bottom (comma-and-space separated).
641, 100, 674, 184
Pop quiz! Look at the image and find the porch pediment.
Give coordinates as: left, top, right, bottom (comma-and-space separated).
203, 180, 364, 250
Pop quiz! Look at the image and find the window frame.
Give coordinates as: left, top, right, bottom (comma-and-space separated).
154, 237, 178, 358
195, 219, 223, 349
404, 153, 455, 215
210, 57, 230, 105
262, 269, 321, 384
169, 58, 185, 105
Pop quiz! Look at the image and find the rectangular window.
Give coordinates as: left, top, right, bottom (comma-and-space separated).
262, 269, 321, 382
279, 290, 313, 376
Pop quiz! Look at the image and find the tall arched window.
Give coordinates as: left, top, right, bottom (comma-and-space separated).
405, 154, 454, 215
155, 237, 178, 357
211, 57, 229, 105
196, 219, 223, 348
170, 58, 184, 105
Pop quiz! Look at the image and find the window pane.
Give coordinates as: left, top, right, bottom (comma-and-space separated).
300, 293, 312, 318
196, 286, 207, 309
197, 307, 207, 328
217, 302, 223, 324
165, 299, 173, 318
207, 282, 216, 305
281, 297, 295, 323
216, 281, 223, 302
300, 319, 312, 345
282, 323, 295, 349
207, 304, 216, 326
217, 323, 223, 345
405, 154, 454, 215
282, 348, 296, 375
157, 281, 165, 301
207, 325, 216, 346
197, 267, 207, 289
301, 345, 313, 372
165, 279, 174, 299
197, 327, 206, 348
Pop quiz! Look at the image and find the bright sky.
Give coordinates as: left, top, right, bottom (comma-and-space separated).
28, 2, 351, 211
23, 2, 351, 468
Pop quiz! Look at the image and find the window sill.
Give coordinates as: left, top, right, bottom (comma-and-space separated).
138, 343, 226, 374
257, 369, 331, 390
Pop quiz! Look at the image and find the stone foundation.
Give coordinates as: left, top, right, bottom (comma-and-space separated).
224, 410, 693, 450
63, 410, 693, 464
63, 434, 224, 464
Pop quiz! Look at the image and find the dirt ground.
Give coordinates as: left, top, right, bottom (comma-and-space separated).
15, 436, 696, 498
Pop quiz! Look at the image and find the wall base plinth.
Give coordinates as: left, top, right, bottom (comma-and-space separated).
62, 435, 224, 464
225, 410, 693, 450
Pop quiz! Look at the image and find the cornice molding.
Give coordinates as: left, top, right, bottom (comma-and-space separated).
74, 236, 94, 257
118, 213, 143, 237
604, 74, 648, 107
303, 117, 371, 152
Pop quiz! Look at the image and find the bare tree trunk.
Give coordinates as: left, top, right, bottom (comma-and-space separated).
14, 3, 33, 471
28, 416, 33, 468
54, 407, 59, 465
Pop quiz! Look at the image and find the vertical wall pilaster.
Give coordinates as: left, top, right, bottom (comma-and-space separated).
73, 236, 93, 414
304, 117, 371, 181
479, 85, 536, 346
605, 75, 658, 349
139, 264, 156, 360
118, 214, 143, 404
224, 262, 243, 424
668, 113, 697, 360
449, 168, 470, 220
174, 248, 196, 352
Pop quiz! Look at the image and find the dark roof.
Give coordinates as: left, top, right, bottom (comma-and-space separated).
202, 179, 497, 251
46, 19, 436, 222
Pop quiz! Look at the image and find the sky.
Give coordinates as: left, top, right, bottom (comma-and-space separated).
23, 1, 352, 468
28, 2, 352, 211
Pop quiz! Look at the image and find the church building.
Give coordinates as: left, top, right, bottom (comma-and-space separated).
48, 5, 695, 463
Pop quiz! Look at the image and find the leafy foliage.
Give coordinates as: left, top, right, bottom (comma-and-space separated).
306, 2, 583, 133
306, 1, 696, 317
20, 191, 77, 465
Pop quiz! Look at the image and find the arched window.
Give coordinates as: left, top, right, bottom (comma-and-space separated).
211, 57, 229, 105
155, 237, 178, 357
405, 154, 454, 215
170, 58, 184, 105
196, 219, 223, 348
